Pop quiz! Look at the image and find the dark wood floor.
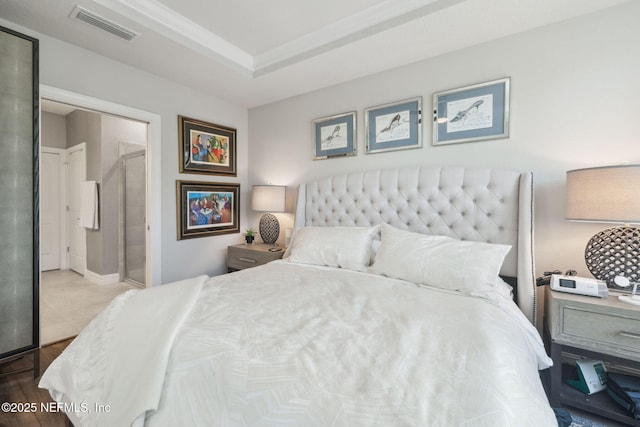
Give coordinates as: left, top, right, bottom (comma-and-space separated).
0, 339, 72, 427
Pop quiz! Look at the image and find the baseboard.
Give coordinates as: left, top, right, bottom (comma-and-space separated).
85, 270, 120, 286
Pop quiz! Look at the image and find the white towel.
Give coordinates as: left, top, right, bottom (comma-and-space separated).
81, 180, 99, 229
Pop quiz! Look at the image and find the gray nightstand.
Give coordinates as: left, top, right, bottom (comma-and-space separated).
227, 243, 285, 272
544, 287, 640, 426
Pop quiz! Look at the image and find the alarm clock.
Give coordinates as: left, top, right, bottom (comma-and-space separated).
550, 274, 608, 298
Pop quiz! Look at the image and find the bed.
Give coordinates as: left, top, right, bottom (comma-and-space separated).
39, 166, 556, 426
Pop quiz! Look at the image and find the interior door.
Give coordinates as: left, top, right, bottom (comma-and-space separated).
67, 143, 86, 275
40, 149, 62, 271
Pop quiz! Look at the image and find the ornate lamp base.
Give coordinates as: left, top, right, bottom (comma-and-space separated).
259, 213, 280, 244
585, 226, 640, 288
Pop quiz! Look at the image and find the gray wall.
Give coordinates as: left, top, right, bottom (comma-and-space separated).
66, 110, 103, 273
41, 111, 66, 149
248, 1, 640, 278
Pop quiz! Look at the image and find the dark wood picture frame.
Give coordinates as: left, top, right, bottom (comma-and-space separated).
176, 180, 240, 240
178, 115, 237, 176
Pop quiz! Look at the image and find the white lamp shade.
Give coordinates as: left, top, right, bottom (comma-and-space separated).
566, 165, 640, 223
252, 185, 286, 212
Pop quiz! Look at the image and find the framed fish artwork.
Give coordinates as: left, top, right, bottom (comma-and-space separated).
312, 111, 357, 160
432, 78, 510, 146
365, 97, 422, 154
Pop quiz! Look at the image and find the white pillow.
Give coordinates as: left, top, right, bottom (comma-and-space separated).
369, 224, 511, 296
287, 226, 379, 271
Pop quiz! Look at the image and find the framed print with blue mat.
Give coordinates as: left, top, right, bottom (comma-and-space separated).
365, 97, 422, 154
312, 111, 356, 160
433, 78, 510, 146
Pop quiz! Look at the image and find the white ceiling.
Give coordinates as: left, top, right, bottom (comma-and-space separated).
1, 0, 628, 108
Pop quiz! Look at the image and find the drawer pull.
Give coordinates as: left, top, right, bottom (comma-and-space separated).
619, 331, 640, 340
239, 257, 256, 263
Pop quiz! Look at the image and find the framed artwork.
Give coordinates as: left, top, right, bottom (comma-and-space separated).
178, 115, 237, 176
312, 111, 356, 160
176, 180, 240, 240
432, 77, 510, 146
365, 97, 422, 154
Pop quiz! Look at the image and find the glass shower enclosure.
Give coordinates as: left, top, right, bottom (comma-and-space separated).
120, 149, 146, 286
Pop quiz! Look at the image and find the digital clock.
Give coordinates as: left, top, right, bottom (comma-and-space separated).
550, 274, 608, 298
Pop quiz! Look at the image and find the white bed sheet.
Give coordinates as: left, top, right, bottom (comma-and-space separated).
41, 261, 555, 426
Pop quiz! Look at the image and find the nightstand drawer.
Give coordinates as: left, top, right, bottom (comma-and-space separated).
562, 306, 640, 351
227, 244, 284, 271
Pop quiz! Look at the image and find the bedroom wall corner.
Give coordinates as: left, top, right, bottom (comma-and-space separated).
247, 1, 640, 282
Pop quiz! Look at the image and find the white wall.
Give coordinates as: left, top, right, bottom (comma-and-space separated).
0, 18, 249, 284
248, 2, 640, 278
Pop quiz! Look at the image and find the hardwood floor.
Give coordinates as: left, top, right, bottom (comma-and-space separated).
0, 339, 72, 427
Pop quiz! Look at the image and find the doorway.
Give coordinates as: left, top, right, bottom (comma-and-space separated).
38, 86, 161, 344
39, 102, 147, 282
40, 147, 64, 271
40, 84, 162, 286
67, 143, 87, 275
41, 143, 88, 276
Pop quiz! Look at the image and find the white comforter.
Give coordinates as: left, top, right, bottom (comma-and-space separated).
41, 261, 556, 426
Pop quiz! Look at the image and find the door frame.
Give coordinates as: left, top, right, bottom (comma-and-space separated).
40, 146, 66, 271
65, 143, 87, 275
40, 85, 162, 287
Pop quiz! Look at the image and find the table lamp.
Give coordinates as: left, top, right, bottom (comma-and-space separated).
565, 164, 640, 289
252, 185, 286, 245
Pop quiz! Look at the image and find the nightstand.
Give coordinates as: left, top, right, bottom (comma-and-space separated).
227, 243, 285, 272
544, 287, 640, 426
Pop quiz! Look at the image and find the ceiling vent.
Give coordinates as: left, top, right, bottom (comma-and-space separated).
70, 6, 139, 42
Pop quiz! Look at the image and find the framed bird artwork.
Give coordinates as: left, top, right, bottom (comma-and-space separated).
364, 97, 422, 154
432, 77, 510, 146
312, 111, 357, 160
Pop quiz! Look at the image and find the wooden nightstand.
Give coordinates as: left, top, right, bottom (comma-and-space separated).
544, 287, 640, 426
227, 243, 285, 272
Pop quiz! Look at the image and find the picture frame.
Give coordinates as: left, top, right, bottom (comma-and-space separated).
365, 97, 422, 154
176, 180, 240, 240
178, 115, 237, 176
432, 78, 510, 146
312, 111, 356, 160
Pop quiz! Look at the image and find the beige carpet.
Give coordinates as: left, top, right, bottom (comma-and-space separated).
40, 270, 138, 345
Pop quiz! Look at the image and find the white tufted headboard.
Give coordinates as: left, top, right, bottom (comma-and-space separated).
292, 166, 537, 325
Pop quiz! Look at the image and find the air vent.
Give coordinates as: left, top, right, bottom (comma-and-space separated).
70, 6, 139, 42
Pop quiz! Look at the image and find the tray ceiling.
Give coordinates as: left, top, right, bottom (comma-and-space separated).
0, 0, 628, 107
